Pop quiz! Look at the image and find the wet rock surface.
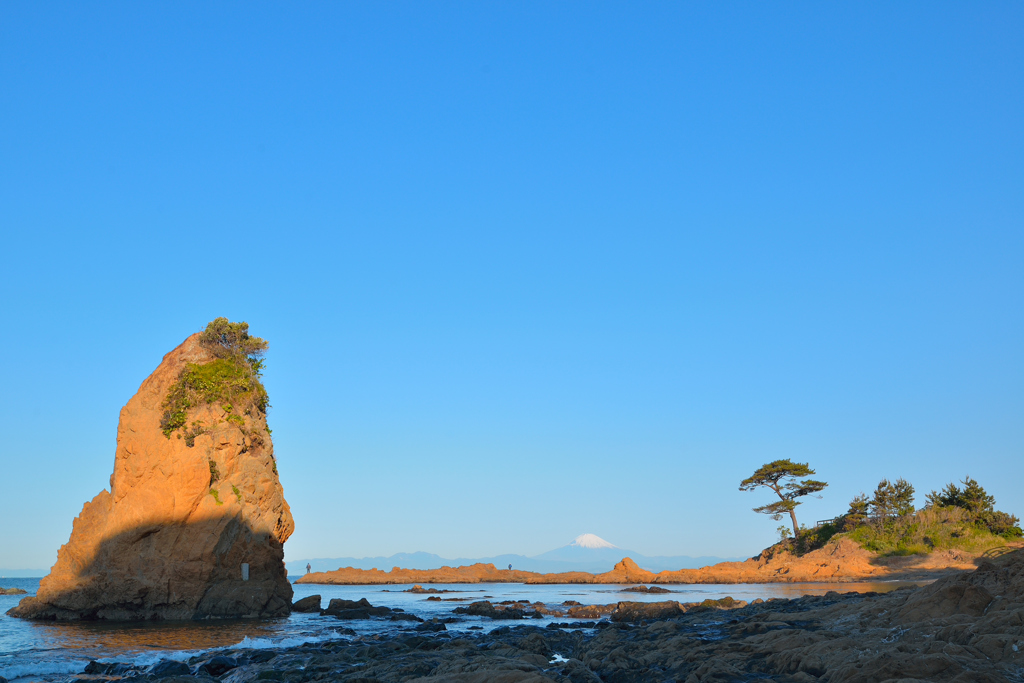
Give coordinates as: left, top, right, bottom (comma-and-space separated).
196, 657, 239, 677
453, 601, 533, 620
323, 597, 395, 619
291, 596, 321, 613
149, 660, 191, 678
72, 549, 1024, 682
607, 600, 688, 622
620, 585, 672, 594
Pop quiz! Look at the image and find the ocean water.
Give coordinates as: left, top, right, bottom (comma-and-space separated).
0, 576, 924, 682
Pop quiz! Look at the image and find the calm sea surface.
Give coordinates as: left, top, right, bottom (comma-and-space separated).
0, 576, 925, 682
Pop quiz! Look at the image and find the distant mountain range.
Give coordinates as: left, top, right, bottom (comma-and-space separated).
287, 533, 737, 576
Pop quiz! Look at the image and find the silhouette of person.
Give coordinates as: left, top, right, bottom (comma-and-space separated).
306, 563, 311, 574
508, 564, 512, 571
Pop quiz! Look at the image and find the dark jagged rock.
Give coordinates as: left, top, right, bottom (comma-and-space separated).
621, 585, 672, 593
566, 603, 615, 619
403, 584, 454, 594
323, 597, 392, 619
247, 650, 277, 664
291, 595, 322, 612
685, 595, 749, 613
323, 597, 371, 612
196, 656, 238, 676
83, 661, 140, 676
453, 600, 527, 619
149, 660, 191, 677
610, 600, 686, 622
390, 612, 425, 622
415, 620, 447, 632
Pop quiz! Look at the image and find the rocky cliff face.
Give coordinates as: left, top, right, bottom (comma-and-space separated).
9, 329, 294, 620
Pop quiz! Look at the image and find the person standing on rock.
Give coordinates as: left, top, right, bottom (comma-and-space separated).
306, 563, 311, 575
508, 564, 512, 571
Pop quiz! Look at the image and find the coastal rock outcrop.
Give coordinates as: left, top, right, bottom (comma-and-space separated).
9, 321, 294, 620
298, 539, 1016, 586
323, 598, 397, 620
291, 595, 322, 613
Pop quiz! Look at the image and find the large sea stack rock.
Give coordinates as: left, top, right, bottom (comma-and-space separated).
9, 320, 294, 620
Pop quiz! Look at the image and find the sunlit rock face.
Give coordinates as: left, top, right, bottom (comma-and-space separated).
9, 331, 294, 620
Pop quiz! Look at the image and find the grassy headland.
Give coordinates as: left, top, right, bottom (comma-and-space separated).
794, 476, 1021, 559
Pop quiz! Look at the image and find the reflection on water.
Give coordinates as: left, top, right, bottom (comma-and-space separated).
677, 580, 929, 600
0, 576, 930, 683
28, 618, 291, 653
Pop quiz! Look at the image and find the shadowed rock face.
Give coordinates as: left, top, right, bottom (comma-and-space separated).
9, 333, 294, 620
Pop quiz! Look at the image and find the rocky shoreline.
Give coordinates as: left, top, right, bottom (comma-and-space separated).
69, 548, 1024, 682
296, 538, 1020, 587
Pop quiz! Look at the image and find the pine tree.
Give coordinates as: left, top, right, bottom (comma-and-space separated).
868, 478, 915, 526
739, 460, 828, 538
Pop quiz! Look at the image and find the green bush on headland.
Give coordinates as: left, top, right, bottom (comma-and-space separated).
160, 318, 270, 441
845, 506, 1010, 556
789, 476, 1021, 557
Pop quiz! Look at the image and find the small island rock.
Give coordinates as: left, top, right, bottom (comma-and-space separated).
8, 323, 294, 620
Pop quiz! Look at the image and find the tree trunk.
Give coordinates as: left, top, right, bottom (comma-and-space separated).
789, 509, 800, 539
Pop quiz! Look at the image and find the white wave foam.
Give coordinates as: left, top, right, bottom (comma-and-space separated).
93, 631, 346, 670
234, 631, 346, 650
1, 628, 350, 681
0, 659, 88, 681
100, 648, 198, 668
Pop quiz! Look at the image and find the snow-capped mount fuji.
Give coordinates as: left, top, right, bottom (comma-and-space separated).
533, 534, 733, 572
287, 533, 734, 575
534, 533, 630, 571
568, 533, 617, 549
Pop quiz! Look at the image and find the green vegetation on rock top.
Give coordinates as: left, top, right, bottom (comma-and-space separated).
787, 474, 1022, 558
846, 507, 1005, 556
160, 318, 270, 440
199, 317, 268, 361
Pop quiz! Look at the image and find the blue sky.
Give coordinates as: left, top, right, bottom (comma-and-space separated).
1, 2, 1022, 569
